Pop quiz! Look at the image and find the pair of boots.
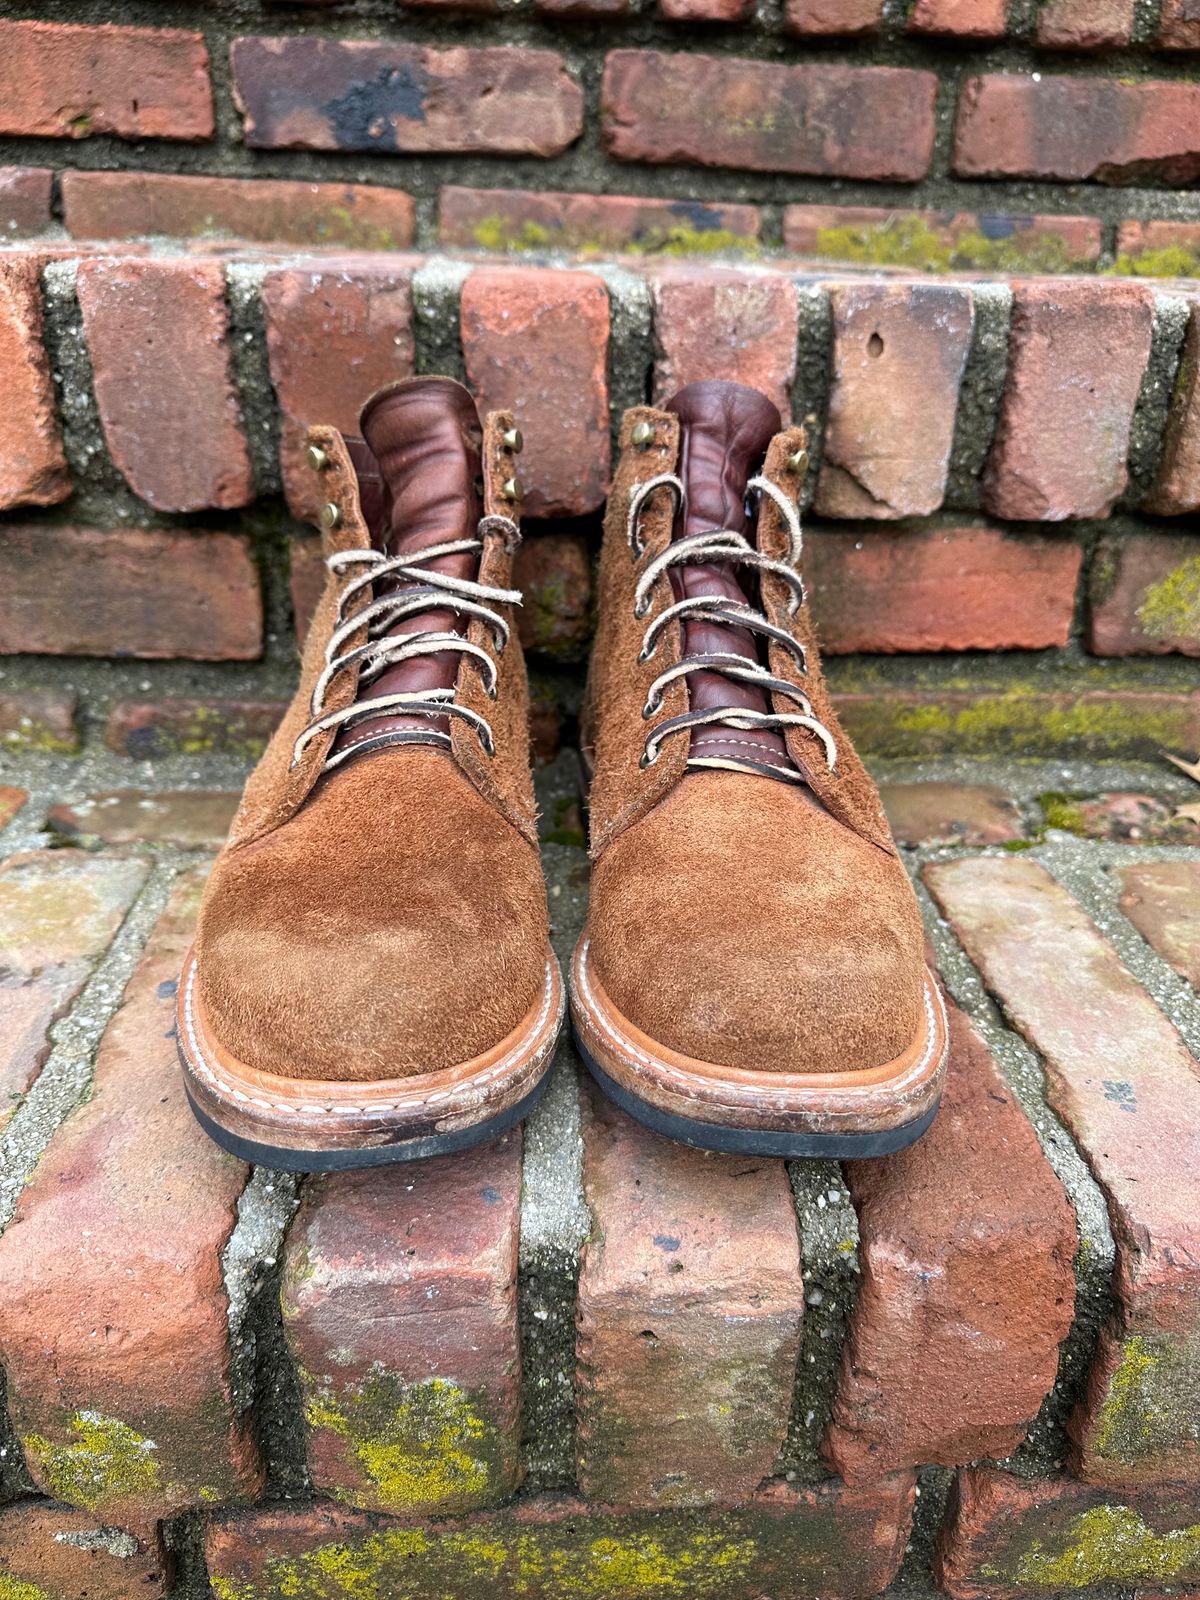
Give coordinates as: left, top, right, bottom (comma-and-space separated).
177, 377, 947, 1171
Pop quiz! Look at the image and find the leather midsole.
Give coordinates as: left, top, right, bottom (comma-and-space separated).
178, 947, 564, 1151
569, 936, 947, 1135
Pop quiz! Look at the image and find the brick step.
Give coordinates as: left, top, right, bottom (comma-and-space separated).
0, 764, 1197, 1595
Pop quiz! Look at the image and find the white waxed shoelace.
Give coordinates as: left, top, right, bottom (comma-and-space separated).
290, 514, 521, 772
626, 473, 838, 775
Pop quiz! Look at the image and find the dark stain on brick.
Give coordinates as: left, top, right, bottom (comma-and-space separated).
1102, 1079, 1137, 1112
323, 65, 429, 151
653, 1234, 681, 1252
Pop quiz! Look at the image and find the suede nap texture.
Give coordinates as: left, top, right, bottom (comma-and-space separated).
584, 389, 924, 1076
196, 748, 547, 1080
588, 767, 924, 1074
583, 406, 691, 857
193, 384, 545, 1081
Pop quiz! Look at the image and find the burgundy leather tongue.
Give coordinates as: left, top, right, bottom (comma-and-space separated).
329, 376, 484, 766
663, 381, 798, 782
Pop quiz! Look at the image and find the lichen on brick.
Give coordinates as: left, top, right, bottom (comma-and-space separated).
24, 1411, 161, 1511
211, 1521, 762, 1600
0, 1578, 50, 1600
1016, 1502, 1200, 1589
302, 1368, 507, 1515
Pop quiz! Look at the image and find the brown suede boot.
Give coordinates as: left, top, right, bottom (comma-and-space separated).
178, 377, 562, 1170
571, 380, 947, 1157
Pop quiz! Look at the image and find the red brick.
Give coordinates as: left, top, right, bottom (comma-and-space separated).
105, 697, 284, 760
0, 256, 70, 510
0, 851, 149, 1129
602, 53, 937, 181
281, 1136, 522, 1515
231, 37, 582, 156
0, 786, 25, 828
835, 687, 1200, 760
461, 267, 610, 517
984, 282, 1154, 522
1157, 0, 1200, 49
1148, 299, 1200, 515
0, 525, 261, 660
0, 167, 52, 239
784, 0, 883, 34
881, 783, 1023, 847
206, 1478, 916, 1600
535, 0, 630, 15
263, 264, 415, 522
938, 1469, 1200, 1599
660, 0, 752, 21
0, 21, 212, 142
0, 869, 263, 1524
1120, 862, 1200, 990
954, 75, 1200, 184
76, 258, 253, 513
62, 171, 415, 250
826, 1003, 1075, 1483
576, 1092, 803, 1508
514, 531, 592, 661
782, 204, 1102, 273
923, 856, 1200, 1489
439, 185, 762, 258
816, 283, 973, 520
1089, 532, 1200, 657
1036, 0, 1136, 48
0, 1501, 166, 1599
47, 790, 239, 851
651, 266, 798, 419
806, 524, 1081, 651
908, 0, 1007, 38
1044, 791, 1200, 845
0, 690, 79, 753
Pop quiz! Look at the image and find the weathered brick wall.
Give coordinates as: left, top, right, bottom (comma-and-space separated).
2, 3, 1200, 768
1, 249, 1199, 768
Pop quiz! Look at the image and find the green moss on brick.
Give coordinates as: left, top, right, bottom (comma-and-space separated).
1112, 246, 1200, 280
840, 691, 1196, 759
813, 216, 1090, 275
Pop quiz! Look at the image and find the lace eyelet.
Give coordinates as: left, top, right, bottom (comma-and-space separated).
641, 701, 656, 721
639, 747, 659, 770
633, 596, 650, 620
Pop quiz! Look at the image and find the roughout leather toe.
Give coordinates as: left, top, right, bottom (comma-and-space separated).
195, 748, 547, 1081
588, 768, 926, 1075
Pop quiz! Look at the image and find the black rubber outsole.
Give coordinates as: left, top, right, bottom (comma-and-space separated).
573, 1026, 940, 1159
183, 1069, 550, 1173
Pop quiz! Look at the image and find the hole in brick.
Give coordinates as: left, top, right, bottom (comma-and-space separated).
867, 332, 885, 359
639, 1328, 659, 1344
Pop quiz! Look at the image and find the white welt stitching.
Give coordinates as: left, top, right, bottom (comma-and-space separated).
575, 938, 942, 1104
181, 956, 558, 1118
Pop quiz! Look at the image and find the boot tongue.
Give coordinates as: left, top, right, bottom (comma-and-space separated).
330, 377, 484, 768
662, 381, 798, 784
360, 375, 482, 559
667, 380, 781, 540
